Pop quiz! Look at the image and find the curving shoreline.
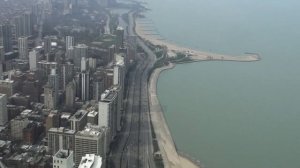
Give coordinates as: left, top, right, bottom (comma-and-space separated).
135, 7, 260, 168
148, 63, 200, 168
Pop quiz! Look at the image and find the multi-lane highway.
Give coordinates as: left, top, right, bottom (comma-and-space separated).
110, 10, 157, 168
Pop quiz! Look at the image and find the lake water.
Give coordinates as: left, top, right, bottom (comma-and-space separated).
144, 0, 300, 168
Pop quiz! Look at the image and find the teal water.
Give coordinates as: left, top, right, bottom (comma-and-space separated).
145, 0, 300, 168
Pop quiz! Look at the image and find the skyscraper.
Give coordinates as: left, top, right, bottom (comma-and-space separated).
46, 68, 59, 108
43, 36, 52, 54
29, 50, 37, 71
0, 94, 7, 126
18, 37, 28, 60
48, 127, 75, 155
116, 26, 124, 50
65, 80, 76, 107
69, 110, 88, 132
15, 12, 33, 38
74, 44, 88, 67
44, 86, 56, 109
61, 62, 74, 90
66, 36, 74, 50
80, 57, 90, 101
74, 126, 108, 166
0, 46, 4, 62
0, 24, 13, 53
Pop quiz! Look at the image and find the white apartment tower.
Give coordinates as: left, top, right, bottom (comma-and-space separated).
66, 36, 74, 50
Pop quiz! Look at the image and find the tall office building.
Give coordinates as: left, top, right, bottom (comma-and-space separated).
15, 12, 33, 38
0, 24, 13, 53
80, 71, 90, 101
29, 50, 37, 71
66, 46, 74, 60
0, 46, 4, 63
61, 62, 74, 90
69, 110, 88, 132
0, 79, 15, 97
80, 57, 90, 101
116, 26, 124, 50
92, 71, 106, 101
43, 36, 52, 54
0, 94, 7, 126
66, 36, 74, 50
65, 80, 76, 107
98, 89, 119, 140
47, 68, 59, 107
74, 44, 88, 67
18, 37, 28, 60
37, 60, 57, 80
45, 112, 60, 132
48, 127, 75, 155
74, 126, 108, 166
44, 85, 56, 109
10, 116, 30, 140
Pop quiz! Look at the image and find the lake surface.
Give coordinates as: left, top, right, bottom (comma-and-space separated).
144, 0, 300, 168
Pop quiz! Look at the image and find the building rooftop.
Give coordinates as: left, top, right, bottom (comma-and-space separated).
76, 125, 106, 138
100, 89, 117, 102
48, 127, 75, 135
54, 149, 73, 159
70, 110, 88, 121
78, 154, 102, 168
87, 111, 98, 117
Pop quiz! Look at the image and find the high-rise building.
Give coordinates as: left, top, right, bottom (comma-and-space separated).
0, 79, 15, 97
92, 71, 106, 101
48, 127, 75, 155
45, 112, 60, 132
37, 60, 57, 80
69, 110, 88, 132
29, 50, 37, 71
74, 126, 108, 166
65, 80, 76, 108
80, 57, 90, 101
44, 86, 56, 109
98, 89, 119, 140
53, 149, 75, 168
46, 68, 59, 108
87, 111, 98, 125
66, 46, 74, 60
116, 26, 124, 50
66, 36, 74, 50
18, 37, 29, 60
0, 94, 7, 126
61, 62, 74, 90
43, 36, 52, 54
74, 44, 88, 67
10, 116, 30, 140
0, 24, 13, 53
15, 12, 33, 38
0, 46, 4, 63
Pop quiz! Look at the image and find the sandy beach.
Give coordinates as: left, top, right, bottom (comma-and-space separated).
136, 18, 260, 62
